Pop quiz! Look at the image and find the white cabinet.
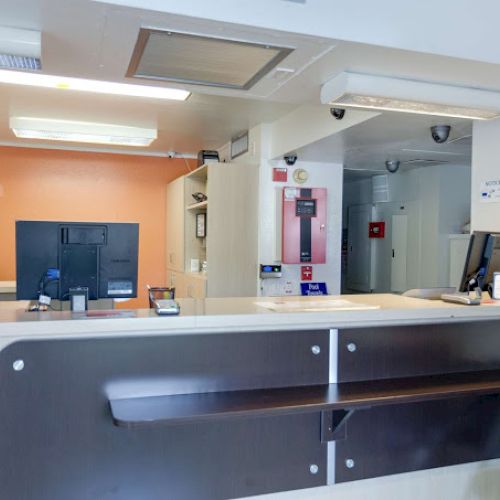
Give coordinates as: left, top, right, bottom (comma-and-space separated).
184, 273, 207, 299
167, 270, 207, 299
167, 269, 187, 298
166, 163, 258, 298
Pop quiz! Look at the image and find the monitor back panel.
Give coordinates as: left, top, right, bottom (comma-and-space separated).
16, 221, 139, 300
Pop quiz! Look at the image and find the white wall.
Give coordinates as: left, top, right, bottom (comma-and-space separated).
270, 106, 378, 160
227, 123, 343, 296
471, 118, 500, 232
342, 178, 372, 228
436, 164, 473, 285
260, 159, 343, 296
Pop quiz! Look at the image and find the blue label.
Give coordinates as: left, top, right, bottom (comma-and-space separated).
301, 282, 328, 296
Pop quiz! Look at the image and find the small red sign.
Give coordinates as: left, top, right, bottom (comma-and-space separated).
301, 265, 313, 281
369, 222, 385, 238
273, 167, 288, 182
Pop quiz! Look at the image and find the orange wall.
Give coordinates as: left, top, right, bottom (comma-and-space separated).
0, 146, 193, 308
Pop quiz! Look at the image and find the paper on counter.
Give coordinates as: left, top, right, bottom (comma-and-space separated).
254, 299, 380, 312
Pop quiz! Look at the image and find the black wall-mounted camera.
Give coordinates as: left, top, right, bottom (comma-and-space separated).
330, 108, 346, 120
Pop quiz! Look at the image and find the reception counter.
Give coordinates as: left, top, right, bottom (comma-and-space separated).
1, 294, 500, 499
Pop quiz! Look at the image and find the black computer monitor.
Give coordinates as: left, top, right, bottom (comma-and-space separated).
16, 221, 139, 301
459, 231, 500, 292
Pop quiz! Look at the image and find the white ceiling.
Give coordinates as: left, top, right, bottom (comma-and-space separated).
101, 0, 500, 67
0, 0, 493, 160
0, 84, 296, 154
297, 112, 472, 174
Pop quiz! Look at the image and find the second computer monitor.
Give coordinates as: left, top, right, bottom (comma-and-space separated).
459, 231, 500, 291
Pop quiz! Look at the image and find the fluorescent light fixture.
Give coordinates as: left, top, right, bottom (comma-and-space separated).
0, 27, 41, 70
321, 72, 500, 120
10, 117, 157, 147
0, 69, 190, 100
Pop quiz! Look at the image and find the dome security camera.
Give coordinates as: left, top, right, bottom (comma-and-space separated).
431, 125, 451, 144
385, 160, 400, 173
330, 108, 346, 120
284, 153, 298, 166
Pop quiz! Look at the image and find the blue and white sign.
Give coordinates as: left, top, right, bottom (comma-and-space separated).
300, 282, 328, 296
480, 179, 500, 203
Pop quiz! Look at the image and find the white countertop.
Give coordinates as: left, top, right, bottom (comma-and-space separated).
0, 294, 500, 350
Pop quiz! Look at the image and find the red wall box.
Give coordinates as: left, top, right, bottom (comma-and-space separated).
369, 221, 385, 238
273, 167, 288, 182
301, 266, 313, 281
282, 187, 327, 264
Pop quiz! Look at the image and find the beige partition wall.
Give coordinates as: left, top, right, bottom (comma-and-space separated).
166, 162, 259, 298
206, 162, 259, 298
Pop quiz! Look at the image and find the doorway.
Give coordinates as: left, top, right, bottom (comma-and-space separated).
346, 204, 372, 292
391, 214, 408, 292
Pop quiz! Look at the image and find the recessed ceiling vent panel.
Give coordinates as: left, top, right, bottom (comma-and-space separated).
127, 29, 293, 90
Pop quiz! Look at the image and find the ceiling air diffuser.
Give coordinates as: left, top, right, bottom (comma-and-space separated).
127, 29, 293, 90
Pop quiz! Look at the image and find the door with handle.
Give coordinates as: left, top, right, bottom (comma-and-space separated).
391, 214, 408, 292
346, 204, 372, 292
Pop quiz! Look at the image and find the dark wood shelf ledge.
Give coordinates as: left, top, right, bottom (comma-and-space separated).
110, 370, 500, 428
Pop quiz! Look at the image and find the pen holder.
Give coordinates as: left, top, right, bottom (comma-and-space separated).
147, 285, 175, 308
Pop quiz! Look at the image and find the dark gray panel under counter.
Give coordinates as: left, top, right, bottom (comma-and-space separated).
335, 395, 500, 483
0, 331, 329, 500
338, 321, 500, 383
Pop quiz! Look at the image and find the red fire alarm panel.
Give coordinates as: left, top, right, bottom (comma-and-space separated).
369, 221, 385, 238
282, 187, 327, 264
273, 167, 288, 182
301, 266, 313, 281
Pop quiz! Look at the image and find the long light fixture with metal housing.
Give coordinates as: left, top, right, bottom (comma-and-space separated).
321, 72, 500, 120
10, 117, 157, 147
0, 69, 190, 100
0, 27, 41, 70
